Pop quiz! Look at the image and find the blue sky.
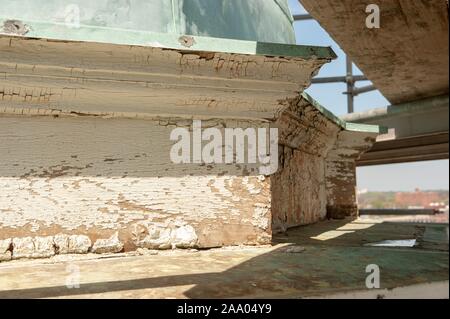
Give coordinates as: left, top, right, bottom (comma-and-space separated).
288, 0, 389, 115
288, 0, 449, 191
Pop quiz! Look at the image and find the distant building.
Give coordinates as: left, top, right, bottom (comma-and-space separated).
395, 189, 447, 210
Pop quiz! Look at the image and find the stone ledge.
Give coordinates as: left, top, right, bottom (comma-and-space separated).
1, 225, 204, 262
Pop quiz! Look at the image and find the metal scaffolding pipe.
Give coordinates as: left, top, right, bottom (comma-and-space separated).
312, 75, 367, 84
341, 95, 450, 123
346, 56, 354, 113
293, 14, 314, 21
352, 84, 377, 96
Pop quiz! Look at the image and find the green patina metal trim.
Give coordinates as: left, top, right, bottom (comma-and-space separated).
300, 92, 387, 134
344, 122, 388, 134
342, 95, 449, 124
300, 92, 347, 128
0, 18, 336, 60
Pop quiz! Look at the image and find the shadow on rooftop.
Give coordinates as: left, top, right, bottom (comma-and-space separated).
0, 220, 448, 299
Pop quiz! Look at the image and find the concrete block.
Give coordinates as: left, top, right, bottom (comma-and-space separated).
68, 235, 91, 254
92, 232, 124, 254
172, 226, 198, 249
0, 238, 12, 262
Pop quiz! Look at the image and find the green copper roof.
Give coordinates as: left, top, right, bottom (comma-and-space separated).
0, 0, 296, 44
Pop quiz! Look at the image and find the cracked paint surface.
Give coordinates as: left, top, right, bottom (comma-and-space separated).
0, 35, 380, 257
0, 116, 272, 249
0, 36, 330, 122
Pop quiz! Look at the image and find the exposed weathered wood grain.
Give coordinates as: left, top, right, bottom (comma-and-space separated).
0, 116, 272, 249
0, 36, 330, 120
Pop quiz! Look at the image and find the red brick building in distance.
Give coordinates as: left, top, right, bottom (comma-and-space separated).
395, 189, 447, 210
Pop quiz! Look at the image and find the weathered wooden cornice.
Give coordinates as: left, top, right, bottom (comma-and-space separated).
0, 33, 384, 252
0, 34, 337, 121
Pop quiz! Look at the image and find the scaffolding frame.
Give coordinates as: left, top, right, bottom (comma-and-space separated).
294, 14, 377, 114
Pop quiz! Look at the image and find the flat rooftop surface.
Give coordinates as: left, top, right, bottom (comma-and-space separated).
0, 218, 448, 299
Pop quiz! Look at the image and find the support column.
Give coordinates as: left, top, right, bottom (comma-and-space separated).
325, 130, 378, 219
